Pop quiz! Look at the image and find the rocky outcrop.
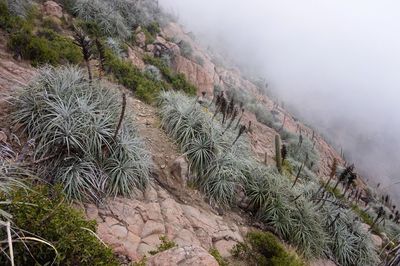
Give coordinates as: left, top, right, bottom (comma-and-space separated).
127, 47, 145, 70
147, 246, 219, 266
172, 55, 214, 96
84, 184, 244, 262
169, 155, 189, 185
42, 1, 63, 18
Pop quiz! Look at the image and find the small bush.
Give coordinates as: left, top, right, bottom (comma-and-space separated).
209, 248, 228, 266
8, 27, 82, 66
104, 48, 164, 102
149, 236, 177, 255
0, 185, 118, 265
177, 39, 193, 58
74, 0, 130, 39
144, 55, 197, 95
247, 103, 275, 127
231, 231, 305, 266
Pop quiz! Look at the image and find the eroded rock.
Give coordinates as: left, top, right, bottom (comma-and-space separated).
42, 1, 63, 18
147, 246, 219, 266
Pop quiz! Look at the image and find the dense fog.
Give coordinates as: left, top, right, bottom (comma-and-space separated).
159, 0, 400, 202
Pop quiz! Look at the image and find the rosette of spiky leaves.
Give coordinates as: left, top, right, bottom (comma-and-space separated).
287, 135, 319, 171
286, 158, 318, 184
200, 157, 245, 207
104, 124, 151, 197
351, 223, 380, 265
288, 200, 330, 259
183, 129, 221, 176
0, 142, 15, 161
74, 0, 130, 39
6, 0, 32, 17
319, 200, 380, 265
259, 194, 294, 239
55, 156, 106, 202
245, 166, 285, 212
12, 66, 151, 202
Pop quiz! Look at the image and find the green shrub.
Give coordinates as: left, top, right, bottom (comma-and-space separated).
144, 55, 197, 95
231, 231, 305, 266
209, 248, 228, 266
149, 236, 177, 255
0, 185, 118, 265
8, 27, 82, 66
0, 0, 25, 32
104, 48, 164, 102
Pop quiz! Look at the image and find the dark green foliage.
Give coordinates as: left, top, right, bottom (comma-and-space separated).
0, 3, 81, 66
231, 231, 305, 266
0, 185, 118, 265
104, 49, 164, 102
148, 236, 177, 255
209, 248, 229, 266
8, 27, 82, 67
0, 0, 25, 32
145, 21, 161, 36
143, 55, 197, 96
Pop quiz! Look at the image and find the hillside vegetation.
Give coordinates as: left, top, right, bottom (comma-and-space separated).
0, 0, 399, 265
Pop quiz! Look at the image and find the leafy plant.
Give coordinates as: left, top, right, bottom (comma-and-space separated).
209, 248, 228, 266
74, 0, 130, 39
231, 231, 305, 266
12, 66, 151, 202
0, 185, 118, 265
148, 236, 177, 255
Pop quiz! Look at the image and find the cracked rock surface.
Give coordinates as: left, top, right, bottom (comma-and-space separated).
84, 184, 244, 262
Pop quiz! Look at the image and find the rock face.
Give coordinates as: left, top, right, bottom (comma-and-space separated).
136, 31, 146, 48
172, 55, 214, 97
85, 184, 244, 262
127, 47, 145, 70
169, 155, 189, 185
371, 234, 383, 247
147, 246, 219, 266
42, 1, 63, 18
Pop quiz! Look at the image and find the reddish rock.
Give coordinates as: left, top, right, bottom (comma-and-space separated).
172, 55, 214, 96
147, 246, 219, 266
42, 1, 63, 18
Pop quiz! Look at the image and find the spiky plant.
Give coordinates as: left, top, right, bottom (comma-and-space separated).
183, 129, 220, 176
287, 134, 319, 171
11, 66, 151, 202
73, 26, 93, 81
200, 157, 245, 206
275, 135, 282, 173
6, 0, 32, 17
332, 164, 354, 191
288, 200, 330, 259
74, 0, 131, 39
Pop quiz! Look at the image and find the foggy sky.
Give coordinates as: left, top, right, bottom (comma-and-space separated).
159, 0, 400, 200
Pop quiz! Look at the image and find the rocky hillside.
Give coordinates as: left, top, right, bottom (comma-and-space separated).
0, 1, 399, 266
